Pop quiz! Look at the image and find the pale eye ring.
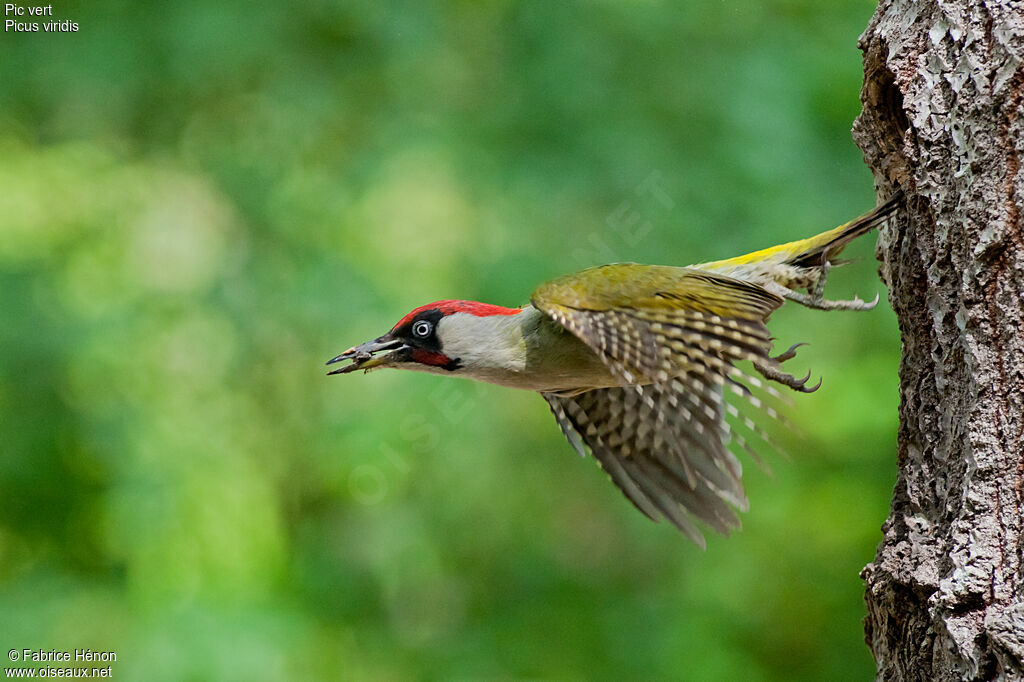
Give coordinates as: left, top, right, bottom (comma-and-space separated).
412, 320, 433, 338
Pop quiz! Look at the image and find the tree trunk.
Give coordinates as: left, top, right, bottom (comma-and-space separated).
853, 1, 1024, 679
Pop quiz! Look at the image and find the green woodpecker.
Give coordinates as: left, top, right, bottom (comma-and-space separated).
328, 192, 902, 546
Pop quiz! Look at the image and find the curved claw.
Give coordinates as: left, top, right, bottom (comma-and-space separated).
783, 369, 822, 393
773, 342, 808, 364
753, 359, 823, 394
843, 292, 880, 311
796, 375, 823, 394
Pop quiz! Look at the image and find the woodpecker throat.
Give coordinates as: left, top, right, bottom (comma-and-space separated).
327, 192, 903, 546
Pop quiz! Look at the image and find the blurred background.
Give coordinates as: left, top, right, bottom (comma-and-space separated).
0, 1, 897, 679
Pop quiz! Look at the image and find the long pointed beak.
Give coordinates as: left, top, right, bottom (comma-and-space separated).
326, 335, 405, 375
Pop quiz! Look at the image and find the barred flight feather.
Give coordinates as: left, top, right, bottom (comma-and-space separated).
534, 269, 794, 545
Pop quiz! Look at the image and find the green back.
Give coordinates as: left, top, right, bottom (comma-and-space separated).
532, 263, 783, 322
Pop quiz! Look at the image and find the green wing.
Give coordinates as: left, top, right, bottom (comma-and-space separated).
533, 263, 782, 316
531, 263, 783, 384
533, 264, 786, 543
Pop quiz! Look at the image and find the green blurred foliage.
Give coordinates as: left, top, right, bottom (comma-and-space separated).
0, 0, 896, 679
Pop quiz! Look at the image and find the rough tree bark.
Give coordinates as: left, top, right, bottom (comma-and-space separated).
853, 1, 1024, 679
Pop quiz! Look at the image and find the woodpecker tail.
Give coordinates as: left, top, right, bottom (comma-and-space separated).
783, 190, 904, 268
701, 190, 904, 275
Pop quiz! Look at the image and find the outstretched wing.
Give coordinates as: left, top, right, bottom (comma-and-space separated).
544, 385, 748, 547
533, 264, 786, 544
532, 264, 783, 385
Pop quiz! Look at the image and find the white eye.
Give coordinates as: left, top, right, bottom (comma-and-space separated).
412, 320, 433, 338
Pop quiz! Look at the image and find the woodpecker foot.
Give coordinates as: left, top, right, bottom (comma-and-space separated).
766, 263, 880, 311
754, 360, 822, 393
785, 289, 880, 311
771, 342, 807, 364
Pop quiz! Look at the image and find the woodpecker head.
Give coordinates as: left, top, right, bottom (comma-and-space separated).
326, 300, 525, 378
